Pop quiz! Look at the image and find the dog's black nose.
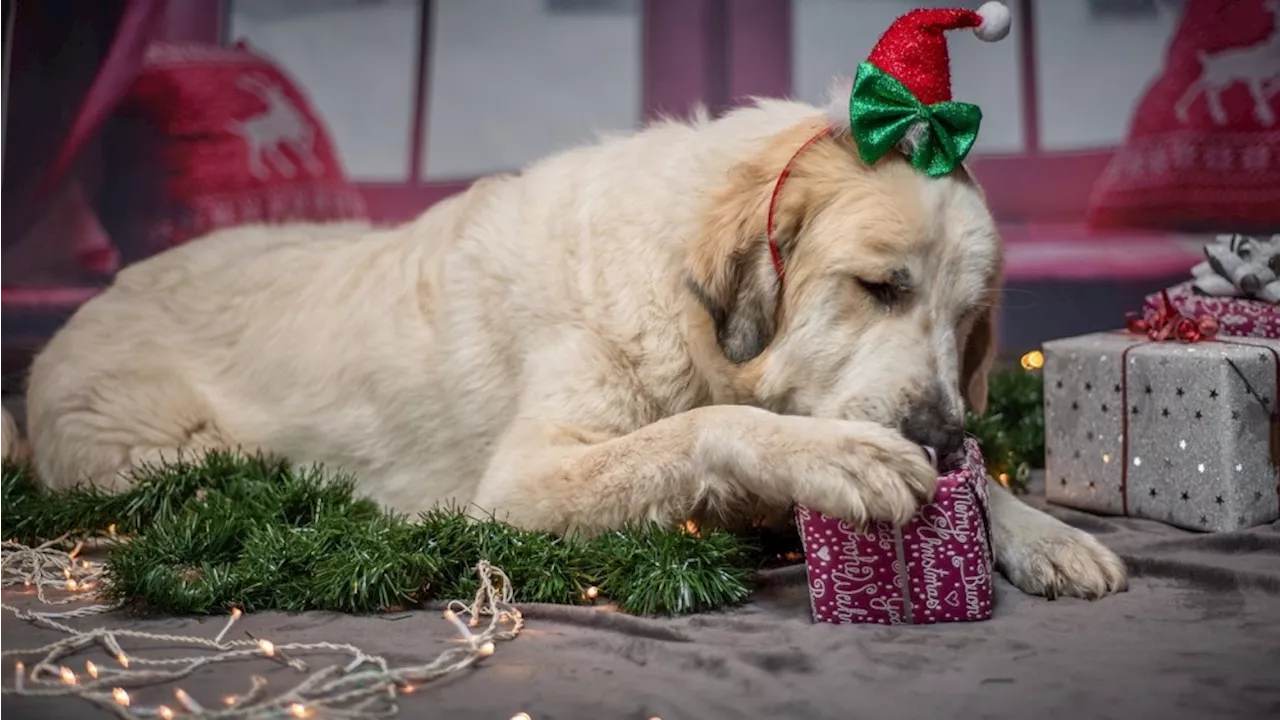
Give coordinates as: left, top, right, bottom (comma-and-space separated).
899, 387, 965, 460
900, 419, 965, 460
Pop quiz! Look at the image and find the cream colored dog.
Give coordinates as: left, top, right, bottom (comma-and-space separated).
19, 94, 1125, 600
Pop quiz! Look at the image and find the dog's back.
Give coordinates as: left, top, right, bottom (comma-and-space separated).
20, 101, 809, 510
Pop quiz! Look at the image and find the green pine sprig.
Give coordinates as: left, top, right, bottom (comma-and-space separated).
964, 367, 1045, 493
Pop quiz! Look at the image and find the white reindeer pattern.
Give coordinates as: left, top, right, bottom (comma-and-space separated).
228, 74, 326, 180
1173, 0, 1280, 127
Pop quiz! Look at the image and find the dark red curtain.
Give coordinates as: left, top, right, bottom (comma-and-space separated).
2, 0, 167, 250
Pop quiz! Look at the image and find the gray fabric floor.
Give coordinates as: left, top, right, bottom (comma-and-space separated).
3, 479, 1279, 720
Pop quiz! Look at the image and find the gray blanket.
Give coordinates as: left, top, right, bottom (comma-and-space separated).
4, 481, 1279, 720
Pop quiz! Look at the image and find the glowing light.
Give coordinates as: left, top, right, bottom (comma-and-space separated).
225, 696, 238, 706
23, 579, 30, 588
159, 706, 175, 720
65, 579, 79, 591
479, 641, 495, 657
59, 666, 77, 685
997, 473, 1010, 488
442, 609, 456, 621
1198, 463, 1206, 473
258, 639, 276, 657
107, 523, 118, 536
1133, 457, 1142, 467
112, 688, 130, 706
86, 661, 99, 678
175, 688, 203, 711
512, 713, 532, 720
1102, 453, 1111, 464
214, 608, 243, 644
290, 702, 311, 717
1020, 350, 1044, 371
468, 616, 480, 627
585, 586, 599, 600
682, 519, 699, 535
1179, 439, 1187, 450
400, 684, 417, 694
116, 653, 130, 668
63, 567, 71, 580
14, 662, 24, 691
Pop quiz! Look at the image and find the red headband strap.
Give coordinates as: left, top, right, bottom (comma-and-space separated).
766, 127, 833, 284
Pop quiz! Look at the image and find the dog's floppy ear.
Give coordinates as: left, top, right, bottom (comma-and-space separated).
960, 304, 998, 415
685, 158, 789, 364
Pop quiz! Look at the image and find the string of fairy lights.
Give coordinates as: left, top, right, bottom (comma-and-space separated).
0, 535, 535, 719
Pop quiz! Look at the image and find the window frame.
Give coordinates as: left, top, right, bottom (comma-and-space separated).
196, 0, 1146, 227
217, 0, 754, 224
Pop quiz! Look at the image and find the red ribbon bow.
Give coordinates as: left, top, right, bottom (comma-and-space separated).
1126, 289, 1219, 343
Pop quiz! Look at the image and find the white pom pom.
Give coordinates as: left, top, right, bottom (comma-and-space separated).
974, 1, 1011, 42
822, 76, 855, 133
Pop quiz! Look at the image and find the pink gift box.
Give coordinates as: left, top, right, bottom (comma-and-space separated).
1144, 281, 1280, 340
796, 438, 994, 625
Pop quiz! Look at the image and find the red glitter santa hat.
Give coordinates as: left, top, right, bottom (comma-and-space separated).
765, 3, 1011, 282
825, 1, 1011, 177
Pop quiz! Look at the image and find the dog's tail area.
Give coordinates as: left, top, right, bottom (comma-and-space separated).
2, 406, 30, 464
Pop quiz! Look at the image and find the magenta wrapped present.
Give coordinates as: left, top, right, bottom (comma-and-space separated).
1145, 281, 1280, 340
795, 439, 994, 626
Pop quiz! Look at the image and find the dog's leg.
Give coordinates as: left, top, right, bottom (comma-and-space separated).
471, 405, 937, 536
987, 478, 1127, 599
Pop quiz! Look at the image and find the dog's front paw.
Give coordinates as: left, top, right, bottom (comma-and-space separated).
786, 419, 936, 529
1000, 523, 1128, 600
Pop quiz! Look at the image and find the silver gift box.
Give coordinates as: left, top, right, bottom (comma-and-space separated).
1043, 331, 1280, 532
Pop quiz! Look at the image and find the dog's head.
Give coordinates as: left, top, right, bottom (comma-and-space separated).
686, 119, 1001, 458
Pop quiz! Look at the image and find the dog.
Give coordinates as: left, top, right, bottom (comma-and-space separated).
17, 89, 1126, 601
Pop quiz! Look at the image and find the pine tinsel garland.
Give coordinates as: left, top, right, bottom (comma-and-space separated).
1, 369, 1044, 616
1, 453, 757, 617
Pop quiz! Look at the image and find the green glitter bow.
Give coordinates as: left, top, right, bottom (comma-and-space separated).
848, 61, 983, 178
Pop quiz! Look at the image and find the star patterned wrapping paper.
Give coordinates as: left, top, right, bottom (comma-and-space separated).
1043, 331, 1280, 532
795, 439, 994, 626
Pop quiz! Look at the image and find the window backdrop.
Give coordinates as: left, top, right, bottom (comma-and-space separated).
222, 0, 787, 223
3, 0, 1199, 348
219, 0, 1183, 224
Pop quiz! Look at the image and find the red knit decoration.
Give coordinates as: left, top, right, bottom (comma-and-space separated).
110, 41, 367, 252
1088, 0, 1280, 233
866, 8, 983, 105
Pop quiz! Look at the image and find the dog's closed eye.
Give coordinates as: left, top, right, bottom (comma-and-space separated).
857, 279, 900, 304
857, 268, 911, 306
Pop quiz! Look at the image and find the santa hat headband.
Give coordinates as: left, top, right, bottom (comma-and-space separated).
766, 1, 1011, 282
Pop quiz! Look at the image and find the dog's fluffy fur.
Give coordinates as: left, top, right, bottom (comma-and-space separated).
18, 94, 1125, 599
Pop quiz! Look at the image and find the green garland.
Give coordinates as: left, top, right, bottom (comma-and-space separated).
1, 455, 757, 617
964, 368, 1045, 493
2, 370, 1044, 617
